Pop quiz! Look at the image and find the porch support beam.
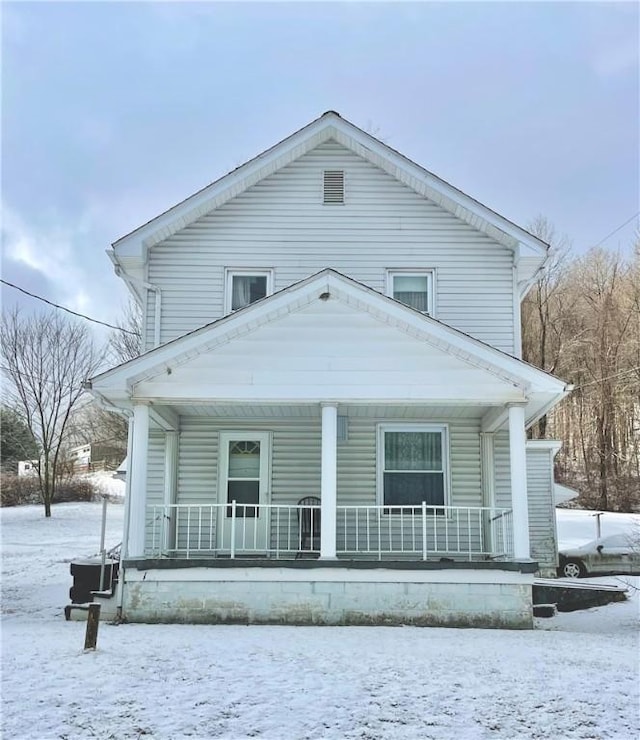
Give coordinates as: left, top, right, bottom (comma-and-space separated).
128, 403, 150, 558
148, 404, 179, 432
163, 431, 179, 552
480, 432, 495, 509
481, 405, 509, 433
121, 415, 135, 561
320, 403, 338, 559
508, 403, 530, 559
480, 432, 496, 556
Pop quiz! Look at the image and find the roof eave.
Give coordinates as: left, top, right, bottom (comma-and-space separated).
111, 112, 549, 263
90, 269, 568, 402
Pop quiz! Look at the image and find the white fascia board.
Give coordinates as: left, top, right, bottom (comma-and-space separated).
342, 283, 566, 394
112, 116, 337, 258
482, 390, 570, 433
330, 117, 548, 259
107, 250, 144, 304
90, 272, 336, 390
90, 269, 568, 401
524, 387, 573, 429
111, 112, 548, 265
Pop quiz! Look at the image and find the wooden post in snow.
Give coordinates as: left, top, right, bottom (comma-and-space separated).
84, 604, 101, 650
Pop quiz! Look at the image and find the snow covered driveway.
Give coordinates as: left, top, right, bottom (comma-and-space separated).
1, 503, 638, 740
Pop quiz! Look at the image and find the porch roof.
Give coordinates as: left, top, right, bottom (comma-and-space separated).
88, 270, 568, 430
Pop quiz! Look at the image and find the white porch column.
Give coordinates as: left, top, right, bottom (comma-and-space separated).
163, 431, 179, 552
320, 403, 338, 559
127, 403, 150, 558
508, 403, 530, 560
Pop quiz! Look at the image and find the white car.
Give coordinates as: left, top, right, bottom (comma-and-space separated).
558, 533, 640, 578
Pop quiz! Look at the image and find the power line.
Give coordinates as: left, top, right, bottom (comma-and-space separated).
1, 279, 138, 335
572, 365, 640, 390
593, 211, 640, 249
0, 364, 72, 389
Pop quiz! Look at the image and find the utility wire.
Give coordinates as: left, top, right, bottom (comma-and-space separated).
1, 279, 138, 335
0, 363, 71, 389
593, 211, 640, 249
572, 365, 640, 390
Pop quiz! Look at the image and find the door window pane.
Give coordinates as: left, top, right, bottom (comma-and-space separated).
228, 441, 260, 477
227, 440, 260, 517
227, 481, 259, 518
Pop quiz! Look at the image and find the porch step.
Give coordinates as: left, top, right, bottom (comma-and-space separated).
533, 603, 557, 618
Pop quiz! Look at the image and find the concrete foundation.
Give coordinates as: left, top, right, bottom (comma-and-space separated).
121, 565, 534, 629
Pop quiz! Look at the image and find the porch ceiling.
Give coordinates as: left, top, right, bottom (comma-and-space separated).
170, 403, 488, 419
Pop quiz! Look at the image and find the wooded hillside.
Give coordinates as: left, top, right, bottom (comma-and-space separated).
522, 222, 639, 512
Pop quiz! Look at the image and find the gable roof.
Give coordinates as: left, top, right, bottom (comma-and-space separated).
110, 111, 549, 287
89, 269, 568, 428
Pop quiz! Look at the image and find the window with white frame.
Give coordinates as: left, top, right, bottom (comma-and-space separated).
225, 269, 273, 313
378, 424, 449, 510
387, 270, 434, 314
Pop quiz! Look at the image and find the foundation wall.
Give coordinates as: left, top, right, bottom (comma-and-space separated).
122, 567, 534, 629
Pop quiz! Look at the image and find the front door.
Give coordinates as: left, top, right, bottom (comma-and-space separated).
218, 432, 271, 553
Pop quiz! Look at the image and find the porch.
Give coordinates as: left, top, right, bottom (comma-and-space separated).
146, 501, 514, 562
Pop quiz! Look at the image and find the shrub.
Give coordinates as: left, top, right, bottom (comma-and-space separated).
0, 474, 40, 507
0, 472, 100, 506
55, 476, 97, 503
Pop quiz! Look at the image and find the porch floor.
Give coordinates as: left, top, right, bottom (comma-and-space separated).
124, 556, 538, 573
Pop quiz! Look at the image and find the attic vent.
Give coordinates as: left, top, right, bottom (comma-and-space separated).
323, 170, 344, 204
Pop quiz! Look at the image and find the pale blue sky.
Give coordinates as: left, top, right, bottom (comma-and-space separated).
2, 1, 638, 334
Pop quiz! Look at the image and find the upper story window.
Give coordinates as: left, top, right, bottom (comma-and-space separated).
225, 269, 273, 313
387, 270, 435, 315
323, 170, 344, 204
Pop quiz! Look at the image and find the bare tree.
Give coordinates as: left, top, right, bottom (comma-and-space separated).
109, 299, 142, 364
522, 216, 574, 437
566, 249, 636, 509
1, 309, 105, 516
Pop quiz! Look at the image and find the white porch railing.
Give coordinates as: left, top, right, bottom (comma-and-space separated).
337, 504, 514, 560
146, 502, 513, 560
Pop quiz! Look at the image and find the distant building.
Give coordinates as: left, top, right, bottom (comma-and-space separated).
67, 443, 124, 472
17, 460, 39, 477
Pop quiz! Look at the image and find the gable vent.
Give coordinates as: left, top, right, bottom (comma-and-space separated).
323, 170, 344, 204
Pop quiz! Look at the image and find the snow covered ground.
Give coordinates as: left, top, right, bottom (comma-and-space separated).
1, 500, 638, 740
556, 507, 640, 549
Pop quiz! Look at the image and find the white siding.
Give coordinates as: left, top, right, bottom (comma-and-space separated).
494, 432, 558, 574
172, 415, 481, 509
526, 446, 558, 576
144, 432, 166, 546
146, 140, 515, 353
493, 431, 511, 510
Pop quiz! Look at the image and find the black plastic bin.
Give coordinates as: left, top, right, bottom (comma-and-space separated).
69, 558, 119, 603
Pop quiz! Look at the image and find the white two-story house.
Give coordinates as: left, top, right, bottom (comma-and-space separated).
88, 112, 570, 628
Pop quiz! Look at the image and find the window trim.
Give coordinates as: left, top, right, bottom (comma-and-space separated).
386, 269, 436, 316
224, 268, 274, 314
376, 423, 451, 510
